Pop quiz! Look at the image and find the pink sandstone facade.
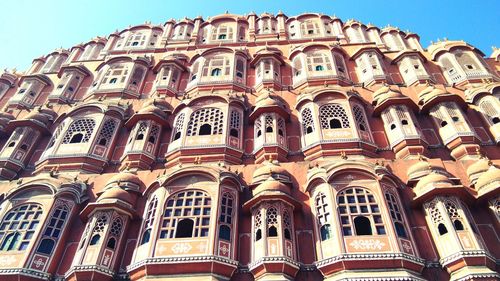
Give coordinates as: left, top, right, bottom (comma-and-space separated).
0, 11, 498, 281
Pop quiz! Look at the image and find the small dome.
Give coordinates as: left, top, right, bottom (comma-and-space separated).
415, 172, 452, 191
106, 171, 142, 188
372, 85, 403, 105
252, 160, 289, 183
466, 157, 491, 182
418, 86, 447, 105
23, 108, 56, 127
407, 158, 444, 180
475, 165, 500, 192
255, 91, 285, 109
98, 186, 135, 205
253, 177, 291, 195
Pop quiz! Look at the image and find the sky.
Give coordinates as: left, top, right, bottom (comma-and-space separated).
1, 0, 499, 71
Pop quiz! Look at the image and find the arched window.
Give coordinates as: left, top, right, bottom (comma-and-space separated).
315, 192, 332, 241
445, 201, 466, 231
211, 68, 222, 76
292, 57, 303, 77
90, 234, 101, 245
301, 108, 315, 134
160, 190, 211, 238
352, 104, 369, 132
62, 119, 96, 144
219, 192, 234, 241
172, 113, 185, 141
306, 52, 332, 73
125, 32, 147, 47
0, 204, 43, 251
211, 25, 234, 41
320, 104, 350, 129
266, 207, 278, 237
186, 108, 224, 136
229, 110, 241, 138
106, 237, 116, 249
385, 192, 408, 238
101, 64, 130, 86
338, 188, 385, 236
438, 223, 448, 235
427, 201, 448, 235
36, 202, 69, 255
354, 216, 372, 235
479, 97, 500, 125
254, 211, 262, 241
36, 238, 55, 255
96, 119, 118, 148
141, 197, 158, 245
219, 225, 231, 241
265, 114, 274, 133
88, 213, 108, 246
202, 55, 231, 78
283, 210, 292, 240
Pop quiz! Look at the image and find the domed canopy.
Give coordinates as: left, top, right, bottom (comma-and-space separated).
475, 165, 500, 199
97, 186, 136, 205
407, 157, 446, 183
252, 160, 291, 185
372, 85, 416, 115
249, 90, 289, 121
253, 177, 291, 195
466, 157, 491, 184
0, 111, 14, 130
413, 172, 455, 201
125, 99, 170, 128
417, 85, 464, 112
7, 107, 56, 134
105, 171, 143, 192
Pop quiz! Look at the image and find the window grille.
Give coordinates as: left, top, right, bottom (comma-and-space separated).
149, 124, 160, 144
283, 210, 292, 240
202, 55, 231, 77
136, 121, 147, 141
159, 190, 211, 238
0, 204, 43, 251
97, 119, 117, 146
306, 52, 332, 72
445, 200, 465, 230
186, 108, 224, 136
125, 32, 147, 47
255, 117, 263, 138
266, 207, 278, 237
338, 188, 385, 236
319, 104, 350, 129
277, 117, 286, 137
385, 192, 408, 238
229, 110, 241, 138
265, 114, 274, 133
101, 64, 130, 85
62, 119, 96, 144
315, 192, 332, 241
140, 197, 158, 245
36, 202, 70, 255
254, 210, 262, 241
301, 108, 315, 134
479, 97, 500, 124
172, 113, 185, 141
353, 105, 369, 132
219, 192, 234, 241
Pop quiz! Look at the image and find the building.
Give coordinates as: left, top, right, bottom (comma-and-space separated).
0, 11, 498, 281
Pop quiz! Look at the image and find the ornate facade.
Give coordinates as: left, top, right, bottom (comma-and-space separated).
0, 11, 498, 281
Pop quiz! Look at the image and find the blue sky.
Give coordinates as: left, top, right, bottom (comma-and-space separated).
1, 0, 499, 71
